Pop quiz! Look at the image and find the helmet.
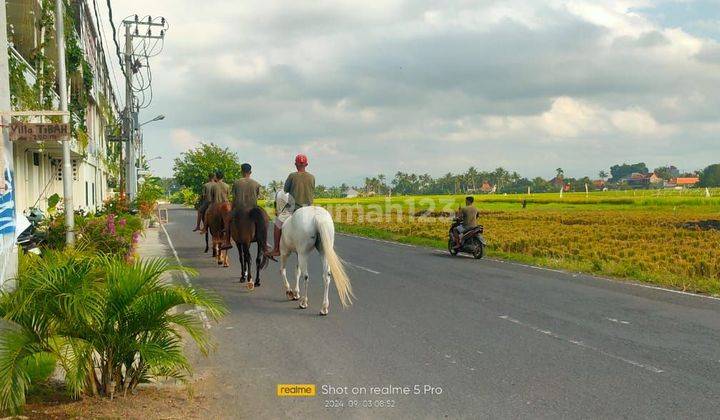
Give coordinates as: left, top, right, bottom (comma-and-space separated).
295, 154, 308, 166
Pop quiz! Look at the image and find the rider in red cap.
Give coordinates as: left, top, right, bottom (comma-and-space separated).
295, 153, 308, 166
266, 154, 315, 258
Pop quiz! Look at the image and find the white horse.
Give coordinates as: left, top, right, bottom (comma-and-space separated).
275, 191, 352, 315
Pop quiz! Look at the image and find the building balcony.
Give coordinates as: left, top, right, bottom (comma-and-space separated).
8, 45, 84, 158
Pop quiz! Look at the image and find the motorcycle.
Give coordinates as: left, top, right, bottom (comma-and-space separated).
16, 208, 46, 255
448, 218, 486, 259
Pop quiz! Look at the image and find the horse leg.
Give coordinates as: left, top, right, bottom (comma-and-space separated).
292, 259, 301, 301
243, 243, 252, 283
238, 244, 246, 282
204, 229, 209, 253
223, 248, 229, 267
254, 242, 262, 287
298, 252, 309, 309
281, 254, 293, 299
320, 254, 331, 316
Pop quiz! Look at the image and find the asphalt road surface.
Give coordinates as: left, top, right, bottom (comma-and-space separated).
161, 207, 720, 419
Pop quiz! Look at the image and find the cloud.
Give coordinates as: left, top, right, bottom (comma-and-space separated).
106, 0, 720, 182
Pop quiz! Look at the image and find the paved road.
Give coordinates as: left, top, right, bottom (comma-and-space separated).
161, 207, 720, 419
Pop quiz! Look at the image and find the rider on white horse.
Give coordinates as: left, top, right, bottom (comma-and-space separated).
272, 190, 353, 315
266, 153, 315, 258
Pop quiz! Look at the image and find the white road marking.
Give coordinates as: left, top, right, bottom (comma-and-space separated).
498, 315, 664, 374
605, 317, 631, 325
345, 261, 380, 275
433, 249, 479, 259
161, 222, 212, 329
337, 232, 418, 248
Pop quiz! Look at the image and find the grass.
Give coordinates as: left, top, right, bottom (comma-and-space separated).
301, 189, 720, 296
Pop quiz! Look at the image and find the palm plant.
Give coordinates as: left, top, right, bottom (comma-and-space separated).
0, 251, 227, 414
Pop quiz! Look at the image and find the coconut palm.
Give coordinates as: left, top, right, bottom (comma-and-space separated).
0, 251, 227, 414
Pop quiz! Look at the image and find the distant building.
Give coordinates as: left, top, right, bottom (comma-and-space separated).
592, 179, 606, 189
480, 181, 493, 193
550, 176, 570, 191
624, 172, 662, 187
344, 188, 359, 198
672, 177, 700, 188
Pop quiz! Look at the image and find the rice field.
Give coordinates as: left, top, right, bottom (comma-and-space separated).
306, 189, 720, 295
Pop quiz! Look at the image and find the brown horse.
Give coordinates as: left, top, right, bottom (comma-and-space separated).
230, 206, 270, 288
204, 202, 232, 267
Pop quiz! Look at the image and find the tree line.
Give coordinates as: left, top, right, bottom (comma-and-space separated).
168, 143, 720, 199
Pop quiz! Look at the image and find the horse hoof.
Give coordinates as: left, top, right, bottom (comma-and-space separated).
299, 301, 308, 309
254, 281, 260, 287
319, 309, 328, 316
239, 277, 246, 283
292, 291, 300, 300
286, 291, 295, 300
247, 282, 254, 291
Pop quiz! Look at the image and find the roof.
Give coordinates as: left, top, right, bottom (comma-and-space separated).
674, 177, 699, 185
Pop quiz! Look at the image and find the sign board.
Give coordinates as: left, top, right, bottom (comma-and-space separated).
9, 122, 70, 142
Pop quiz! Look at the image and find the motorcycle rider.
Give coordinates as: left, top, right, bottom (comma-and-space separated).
265, 154, 315, 258
193, 172, 216, 232
452, 196, 478, 250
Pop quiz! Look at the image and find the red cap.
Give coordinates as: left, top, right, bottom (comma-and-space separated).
295, 154, 308, 166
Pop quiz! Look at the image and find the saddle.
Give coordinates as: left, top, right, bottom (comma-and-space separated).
460, 225, 484, 241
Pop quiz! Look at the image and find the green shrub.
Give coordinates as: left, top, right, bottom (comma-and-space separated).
43, 213, 143, 259
136, 177, 165, 218
0, 251, 227, 414
169, 187, 199, 207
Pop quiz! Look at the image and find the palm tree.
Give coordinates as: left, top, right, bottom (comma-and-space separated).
267, 180, 283, 192
0, 252, 227, 413
598, 170, 608, 180
556, 168, 564, 178
378, 174, 387, 195
466, 167, 478, 191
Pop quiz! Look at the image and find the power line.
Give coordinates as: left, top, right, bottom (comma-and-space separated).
93, 0, 122, 108
122, 15, 168, 109
105, 0, 126, 80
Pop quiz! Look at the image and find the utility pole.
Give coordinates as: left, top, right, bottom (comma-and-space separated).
55, 0, 74, 245
124, 20, 135, 200
122, 15, 166, 201
1, 0, 18, 285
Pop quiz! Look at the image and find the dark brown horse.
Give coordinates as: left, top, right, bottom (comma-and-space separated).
230, 206, 270, 288
204, 202, 232, 267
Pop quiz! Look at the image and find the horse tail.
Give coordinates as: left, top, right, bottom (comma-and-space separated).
316, 213, 353, 307
250, 207, 269, 269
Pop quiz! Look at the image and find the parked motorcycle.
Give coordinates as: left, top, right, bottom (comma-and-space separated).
448, 218, 486, 259
16, 208, 45, 255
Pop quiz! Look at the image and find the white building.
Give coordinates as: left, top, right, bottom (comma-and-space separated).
5, 0, 121, 214
344, 188, 359, 198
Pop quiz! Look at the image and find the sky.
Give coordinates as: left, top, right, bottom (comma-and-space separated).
101, 0, 720, 185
